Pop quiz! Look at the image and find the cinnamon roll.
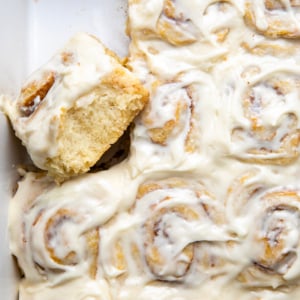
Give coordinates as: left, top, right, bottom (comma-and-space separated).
135, 178, 228, 282
128, 0, 199, 46
130, 70, 216, 171
33, 208, 99, 280
227, 170, 300, 288
230, 69, 300, 164
101, 177, 230, 287
155, 0, 199, 46
201, 0, 245, 46
7, 0, 300, 299
13, 194, 100, 283
9, 168, 130, 286
143, 80, 197, 152
244, 0, 300, 39
127, 0, 245, 80
1, 32, 148, 181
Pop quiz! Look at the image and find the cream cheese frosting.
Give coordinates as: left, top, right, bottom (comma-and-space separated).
0, 32, 124, 171
10, 161, 300, 299
7, 0, 300, 299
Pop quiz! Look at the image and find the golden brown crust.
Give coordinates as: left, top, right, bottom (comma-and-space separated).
14, 34, 149, 182
45, 67, 149, 181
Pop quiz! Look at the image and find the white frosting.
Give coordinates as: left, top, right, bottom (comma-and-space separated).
0, 32, 120, 170
6, 0, 300, 299
19, 277, 111, 300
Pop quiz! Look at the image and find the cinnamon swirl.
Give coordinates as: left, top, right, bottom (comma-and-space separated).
128, 0, 199, 46
134, 178, 228, 282
224, 59, 300, 165
9, 166, 135, 288
100, 177, 232, 292
127, 0, 246, 80
1, 32, 148, 181
244, 0, 300, 39
227, 170, 300, 288
6, 0, 300, 299
11, 177, 100, 284
142, 75, 200, 152
129, 70, 217, 172
155, 0, 199, 46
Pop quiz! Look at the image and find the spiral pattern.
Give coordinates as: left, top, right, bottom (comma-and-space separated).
202, 1, 243, 45
23, 203, 100, 284
136, 179, 201, 281
19, 71, 55, 117
9, 0, 300, 299
155, 0, 199, 46
231, 71, 300, 164
100, 178, 230, 285
227, 170, 300, 288
130, 70, 218, 172
142, 79, 198, 153
10, 172, 124, 286
40, 208, 99, 278
244, 0, 300, 39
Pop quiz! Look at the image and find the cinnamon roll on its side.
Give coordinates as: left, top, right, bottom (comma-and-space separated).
244, 0, 300, 39
2, 32, 148, 181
